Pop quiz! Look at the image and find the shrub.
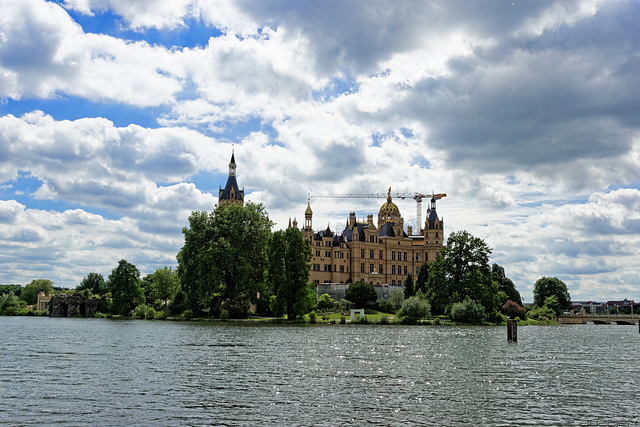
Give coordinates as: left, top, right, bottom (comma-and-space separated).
182, 309, 193, 319
219, 309, 230, 321
335, 299, 351, 312
93, 312, 108, 318
401, 316, 419, 325
397, 296, 431, 319
339, 316, 346, 324
156, 308, 169, 320
450, 298, 486, 324
134, 304, 147, 319
379, 316, 389, 325
308, 311, 317, 324
219, 298, 250, 319
317, 294, 335, 311
501, 300, 526, 320
390, 289, 404, 310
145, 307, 156, 320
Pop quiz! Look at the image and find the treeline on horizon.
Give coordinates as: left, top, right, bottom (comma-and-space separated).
1, 202, 577, 324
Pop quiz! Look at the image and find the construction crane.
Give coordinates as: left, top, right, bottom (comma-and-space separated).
309, 190, 446, 233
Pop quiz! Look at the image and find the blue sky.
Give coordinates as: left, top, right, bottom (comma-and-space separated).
1, 0, 640, 303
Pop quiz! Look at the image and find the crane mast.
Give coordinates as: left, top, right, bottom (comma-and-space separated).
309, 191, 446, 233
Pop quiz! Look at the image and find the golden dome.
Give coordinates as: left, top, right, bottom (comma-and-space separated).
378, 188, 400, 223
305, 200, 313, 216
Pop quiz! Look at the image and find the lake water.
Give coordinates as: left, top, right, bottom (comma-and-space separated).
0, 317, 638, 426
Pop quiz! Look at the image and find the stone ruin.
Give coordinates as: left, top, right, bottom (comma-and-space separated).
48, 295, 99, 317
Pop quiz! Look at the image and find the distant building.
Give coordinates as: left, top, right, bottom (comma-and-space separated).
219, 149, 244, 206
296, 188, 445, 286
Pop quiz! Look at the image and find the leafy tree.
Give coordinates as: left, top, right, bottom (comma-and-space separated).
20, 279, 54, 305
317, 293, 335, 311
143, 266, 180, 308
533, 277, 571, 312
491, 264, 522, 306
267, 227, 313, 320
417, 231, 501, 316
178, 202, 272, 313
77, 273, 107, 295
0, 292, 24, 315
404, 273, 414, 299
345, 281, 378, 308
501, 300, 526, 320
108, 259, 145, 316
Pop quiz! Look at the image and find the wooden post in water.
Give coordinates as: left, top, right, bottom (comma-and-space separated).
507, 318, 517, 342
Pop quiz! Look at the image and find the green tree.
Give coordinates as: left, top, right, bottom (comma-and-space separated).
178, 202, 272, 313
390, 288, 404, 310
345, 281, 378, 308
77, 273, 107, 295
416, 231, 502, 316
267, 227, 313, 320
143, 266, 180, 308
451, 298, 487, 324
404, 273, 414, 299
533, 277, 571, 312
108, 259, 145, 316
491, 264, 522, 306
317, 293, 335, 311
20, 279, 54, 305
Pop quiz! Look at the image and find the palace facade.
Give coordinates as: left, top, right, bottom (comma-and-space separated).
296, 189, 444, 286
217, 151, 444, 287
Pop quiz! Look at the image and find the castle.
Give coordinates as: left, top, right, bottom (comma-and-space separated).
218, 151, 444, 286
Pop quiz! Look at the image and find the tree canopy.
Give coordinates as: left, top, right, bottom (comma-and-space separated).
178, 202, 272, 313
416, 230, 506, 317
142, 266, 180, 308
267, 227, 313, 320
108, 259, 145, 316
533, 277, 572, 313
77, 272, 107, 295
345, 281, 378, 308
491, 264, 522, 306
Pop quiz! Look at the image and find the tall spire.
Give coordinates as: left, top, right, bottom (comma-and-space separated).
229, 144, 237, 177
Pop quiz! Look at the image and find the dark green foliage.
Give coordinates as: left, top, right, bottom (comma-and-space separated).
345, 281, 378, 308
416, 231, 503, 317
77, 273, 107, 295
0, 292, 26, 315
450, 298, 486, 324
0, 285, 22, 297
182, 309, 193, 319
219, 298, 250, 319
267, 227, 313, 320
317, 293, 335, 311
500, 300, 526, 320
108, 259, 145, 316
492, 264, 522, 306
20, 279, 54, 305
377, 298, 395, 314
404, 274, 414, 299
178, 203, 272, 313
533, 277, 572, 313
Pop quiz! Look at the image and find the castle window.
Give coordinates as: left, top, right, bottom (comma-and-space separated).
370, 249, 374, 259
392, 265, 396, 274
379, 264, 383, 274
370, 264, 374, 273
404, 252, 407, 261
404, 265, 407, 275
392, 280, 395, 285
398, 265, 401, 274
361, 249, 365, 258
340, 265, 344, 273
416, 253, 421, 262
379, 250, 383, 259
360, 263, 365, 273
392, 251, 395, 261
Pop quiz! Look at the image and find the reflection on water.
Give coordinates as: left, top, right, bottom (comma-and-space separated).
0, 317, 638, 426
